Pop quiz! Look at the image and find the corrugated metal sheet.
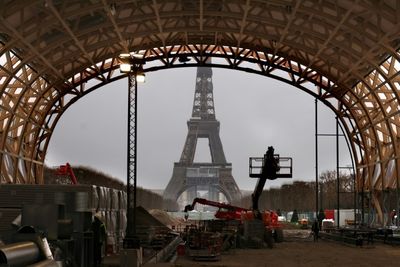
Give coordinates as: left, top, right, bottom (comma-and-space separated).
97, 186, 108, 210
91, 185, 99, 211
0, 185, 95, 210
119, 191, 127, 210
119, 210, 127, 234
108, 211, 118, 233
0, 184, 128, 247
75, 192, 90, 212
110, 189, 119, 210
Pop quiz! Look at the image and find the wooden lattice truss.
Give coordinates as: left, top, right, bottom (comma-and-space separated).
0, 0, 399, 224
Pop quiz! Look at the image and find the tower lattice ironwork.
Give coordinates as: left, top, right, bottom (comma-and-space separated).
163, 63, 242, 206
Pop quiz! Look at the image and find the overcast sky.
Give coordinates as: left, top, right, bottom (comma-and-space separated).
46, 67, 352, 192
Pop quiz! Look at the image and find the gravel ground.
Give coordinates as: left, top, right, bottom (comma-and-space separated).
172, 230, 400, 267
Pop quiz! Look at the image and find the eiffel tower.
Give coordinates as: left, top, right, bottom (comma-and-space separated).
163, 63, 242, 208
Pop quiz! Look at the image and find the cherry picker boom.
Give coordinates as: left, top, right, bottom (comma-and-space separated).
246, 146, 292, 244
249, 146, 292, 216
184, 146, 292, 246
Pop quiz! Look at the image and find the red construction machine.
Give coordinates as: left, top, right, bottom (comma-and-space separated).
55, 162, 78, 185
185, 146, 292, 245
184, 197, 247, 220
184, 197, 281, 231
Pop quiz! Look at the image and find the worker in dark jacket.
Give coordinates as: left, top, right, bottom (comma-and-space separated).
92, 212, 107, 267
312, 219, 319, 242
317, 209, 325, 230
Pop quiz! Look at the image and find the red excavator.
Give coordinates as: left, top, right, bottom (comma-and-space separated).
55, 163, 78, 185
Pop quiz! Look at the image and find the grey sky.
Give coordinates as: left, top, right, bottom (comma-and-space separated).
46, 67, 352, 191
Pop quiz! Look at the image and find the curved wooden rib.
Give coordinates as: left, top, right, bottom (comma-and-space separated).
0, 0, 399, 224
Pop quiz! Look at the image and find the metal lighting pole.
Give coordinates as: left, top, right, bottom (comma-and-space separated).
336, 116, 340, 228
315, 98, 319, 219
119, 54, 144, 249
124, 71, 139, 249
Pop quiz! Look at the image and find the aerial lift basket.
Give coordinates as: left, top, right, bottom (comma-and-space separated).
249, 155, 292, 178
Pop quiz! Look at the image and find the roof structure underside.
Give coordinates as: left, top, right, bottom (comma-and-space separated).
0, 0, 400, 206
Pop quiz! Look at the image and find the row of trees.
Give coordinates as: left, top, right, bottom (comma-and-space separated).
241, 170, 355, 212
44, 165, 359, 213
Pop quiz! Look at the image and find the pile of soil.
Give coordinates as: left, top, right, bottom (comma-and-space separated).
149, 209, 182, 226
135, 206, 168, 228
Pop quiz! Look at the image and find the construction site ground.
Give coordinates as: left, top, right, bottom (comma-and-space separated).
103, 229, 400, 267
170, 229, 400, 267
101, 210, 400, 267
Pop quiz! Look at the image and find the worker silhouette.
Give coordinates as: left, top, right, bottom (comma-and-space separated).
317, 209, 325, 230
262, 146, 280, 180
92, 212, 107, 267
312, 220, 319, 242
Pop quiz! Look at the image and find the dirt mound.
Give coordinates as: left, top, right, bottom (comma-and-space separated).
149, 209, 181, 226
136, 206, 168, 228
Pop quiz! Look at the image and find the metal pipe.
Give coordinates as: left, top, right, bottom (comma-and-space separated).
133, 71, 138, 236
126, 73, 132, 239
362, 170, 365, 225
0, 241, 40, 266
337, 120, 357, 227
315, 99, 319, 219
336, 116, 340, 228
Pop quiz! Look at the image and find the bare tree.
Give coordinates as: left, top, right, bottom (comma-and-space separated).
241, 170, 355, 212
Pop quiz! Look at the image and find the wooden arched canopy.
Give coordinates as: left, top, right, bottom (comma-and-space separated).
0, 0, 399, 223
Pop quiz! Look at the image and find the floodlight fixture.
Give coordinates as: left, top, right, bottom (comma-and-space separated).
119, 63, 132, 73
136, 72, 146, 83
